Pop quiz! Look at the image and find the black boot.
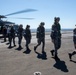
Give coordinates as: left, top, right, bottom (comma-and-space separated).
14, 44, 16, 47
18, 45, 23, 50
50, 50, 54, 56
34, 46, 36, 52
55, 54, 60, 60
26, 47, 30, 51
68, 53, 72, 60
72, 51, 76, 55
8, 45, 12, 48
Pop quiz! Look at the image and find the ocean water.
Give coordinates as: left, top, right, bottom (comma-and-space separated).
31, 29, 73, 33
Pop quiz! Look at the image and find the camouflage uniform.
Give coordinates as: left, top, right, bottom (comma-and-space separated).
3, 27, 7, 42
17, 25, 23, 49
8, 26, 16, 48
51, 17, 61, 58
24, 25, 31, 50
73, 28, 76, 46
69, 28, 76, 60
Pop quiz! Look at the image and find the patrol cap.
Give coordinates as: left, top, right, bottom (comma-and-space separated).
40, 22, 45, 26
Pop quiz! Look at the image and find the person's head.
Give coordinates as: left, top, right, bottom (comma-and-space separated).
54, 17, 60, 23
19, 24, 23, 28
40, 22, 45, 27
26, 25, 30, 29
57, 17, 60, 21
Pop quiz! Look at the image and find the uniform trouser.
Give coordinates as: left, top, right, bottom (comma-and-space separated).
18, 36, 22, 46
7, 34, 10, 42
53, 37, 61, 55
72, 36, 76, 55
73, 36, 76, 49
26, 38, 31, 50
3, 34, 7, 42
71, 51, 76, 55
9, 37, 15, 46
35, 38, 45, 52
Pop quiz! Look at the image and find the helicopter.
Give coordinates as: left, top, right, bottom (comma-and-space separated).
0, 9, 37, 34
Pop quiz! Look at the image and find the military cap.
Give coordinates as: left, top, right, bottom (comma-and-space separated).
26, 25, 30, 28
40, 22, 45, 25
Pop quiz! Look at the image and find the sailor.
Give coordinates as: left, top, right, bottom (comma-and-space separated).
34, 22, 45, 53
17, 24, 23, 49
50, 17, 61, 59
3, 26, 7, 42
69, 25, 76, 60
8, 25, 16, 48
24, 25, 31, 51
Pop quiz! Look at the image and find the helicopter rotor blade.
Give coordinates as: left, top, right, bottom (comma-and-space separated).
7, 17, 35, 20
0, 15, 7, 18
5, 9, 37, 16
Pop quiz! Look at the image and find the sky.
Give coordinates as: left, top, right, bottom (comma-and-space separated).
0, 0, 76, 29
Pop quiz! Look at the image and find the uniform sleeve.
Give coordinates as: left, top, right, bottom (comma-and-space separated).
51, 25, 54, 32
29, 30, 31, 39
51, 25, 54, 38
59, 24, 61, 31
24, 30, 26, 39
43, 27, 45, 37
73, 29, 75, 34
36, 28, 39, 38
58, 24, 61, 37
